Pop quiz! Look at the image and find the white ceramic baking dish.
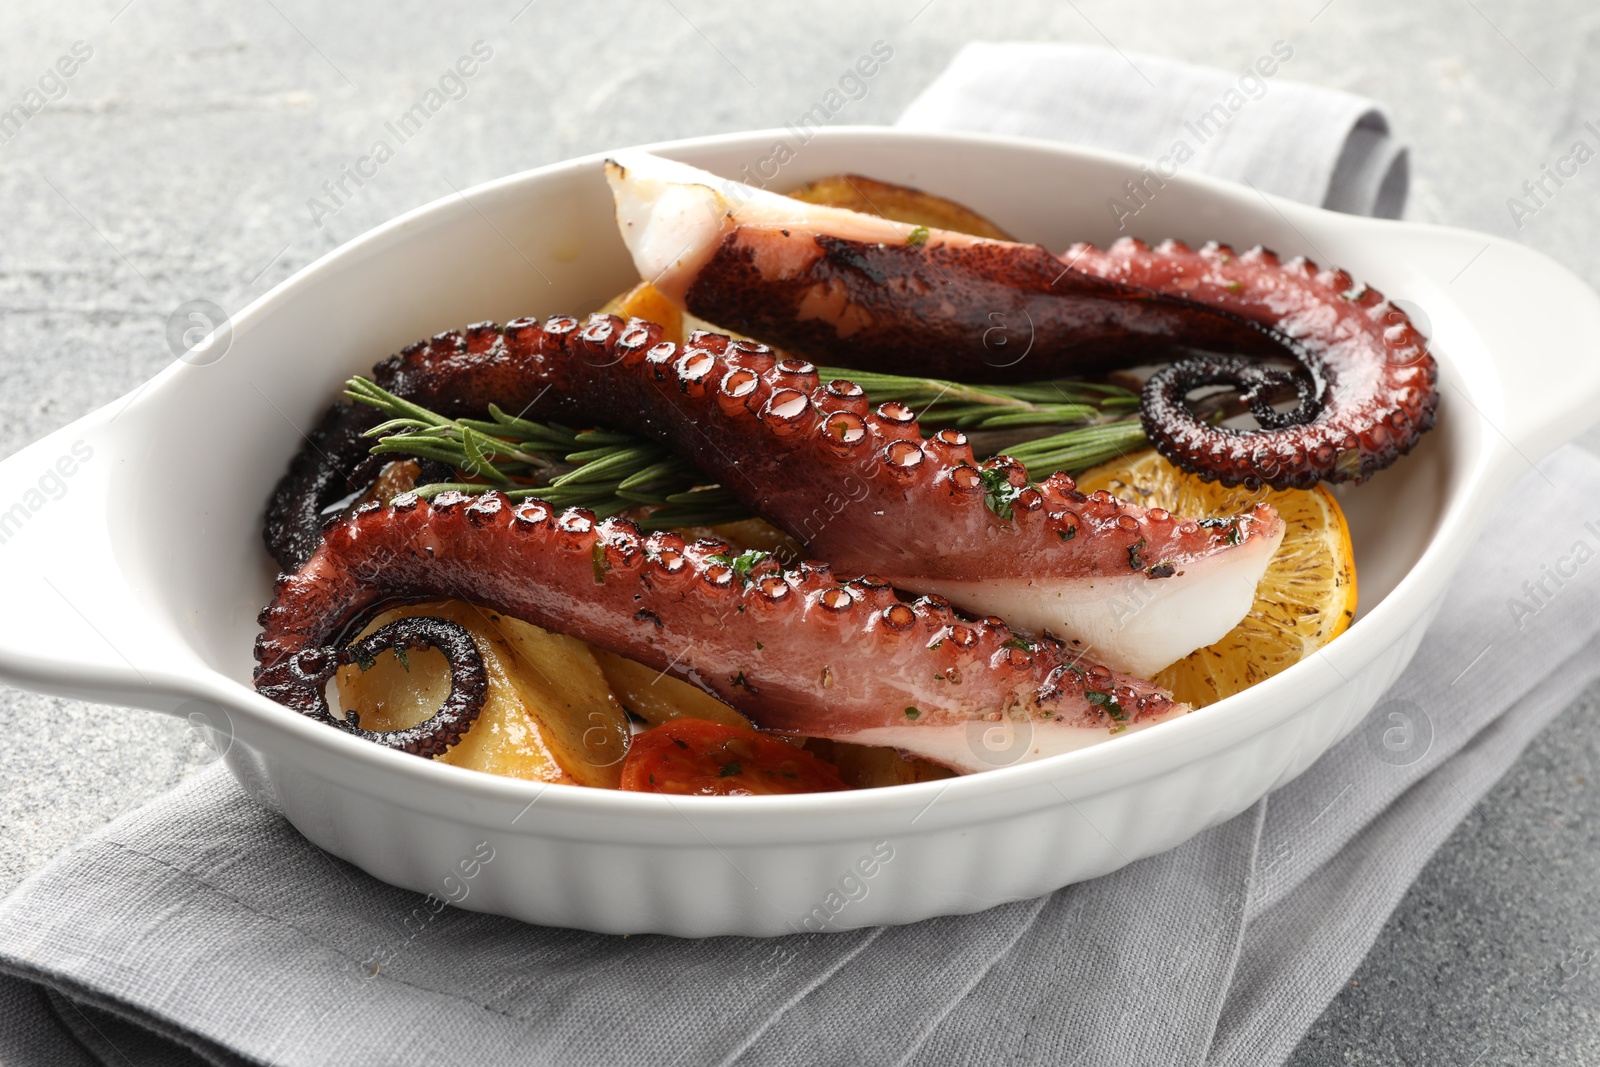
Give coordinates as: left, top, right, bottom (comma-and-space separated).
3, 129, 1597, 936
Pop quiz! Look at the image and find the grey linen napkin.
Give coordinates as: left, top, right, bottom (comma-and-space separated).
898, 41, 1409, 218
0, 45, 1549, 1067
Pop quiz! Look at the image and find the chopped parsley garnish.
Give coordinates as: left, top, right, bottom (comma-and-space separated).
980, 467, 1023, 521
731, 670, 750, 688
1084, 689, 1127, 722
1001, 636, 1036, 652
1127, 537, 1147, 570
718, 760, 742, 777
904, 706, 921, 720
906, 225, 930, 246
707, 549, 771, 586
1147, 561, 1177, 579
1057, 525, 1077, 541
591, 541, 610, 584
1197, 516, 1243, 545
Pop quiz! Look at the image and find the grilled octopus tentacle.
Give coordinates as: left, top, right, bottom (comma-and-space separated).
255, 493, 1186, 772
264, 315, 1283, 676
604, 151, 1440, 490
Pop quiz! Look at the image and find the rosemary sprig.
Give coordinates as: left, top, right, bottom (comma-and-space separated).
1003, 421, 1151, 475
345, 378, 704, 521
345, 366, 1148, 527
814, 368, 1139, 430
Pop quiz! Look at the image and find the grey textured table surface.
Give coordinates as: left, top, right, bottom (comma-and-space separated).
3, 0, 1599, 1062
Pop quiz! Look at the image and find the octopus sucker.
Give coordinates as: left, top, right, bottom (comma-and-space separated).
255, 612, 490, 758
254, 492, 1186, 773
603, 151, 1439, 490
264, 314, 1283, 676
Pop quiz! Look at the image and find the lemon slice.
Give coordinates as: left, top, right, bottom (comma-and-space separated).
1075, 450, 1357, 706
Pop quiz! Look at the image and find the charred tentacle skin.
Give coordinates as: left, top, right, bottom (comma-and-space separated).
254, 492, 1185, 769
254, 613, 489, 758
263, 403, 385, 571
684, 234, 1291, 380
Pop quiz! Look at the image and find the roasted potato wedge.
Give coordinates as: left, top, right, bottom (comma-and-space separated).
484, 612, 634, 781
335, 600, 630, 786
786, 174, 1014, 240
803, 738, 956, 789
592, 648, 753, 729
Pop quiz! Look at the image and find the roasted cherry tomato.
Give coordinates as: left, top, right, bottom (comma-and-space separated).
619, 719, 850, 796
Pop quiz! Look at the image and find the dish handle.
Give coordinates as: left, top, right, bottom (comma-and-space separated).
0, 405, 196, 711
1409, 228, 1600, 466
